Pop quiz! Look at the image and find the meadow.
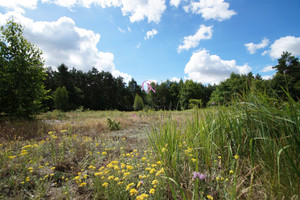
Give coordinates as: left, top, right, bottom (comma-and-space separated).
0, 92, 299, 200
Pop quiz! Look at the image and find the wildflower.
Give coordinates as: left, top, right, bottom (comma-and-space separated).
126, 165, 134, 170
218, 156, 221, 159
102, 151, 107, 155
44, 175, 49, 178
51, 167, 56, 170
136, 193, 149, 200
94, 172, 101, 176
156, 161, 162, 165
50, 173, 54, 176
118, 181, 123, 185
79, 182, 87, 187
207, 195, 214, 200
161, 148, 167, 152
192, 172, 206, 180
9, 156, 16, 159
73, 176, 80, 180
88, 165, 96, 170
102, 182, 108, 188
114, 177, 120, 181
152, 180, 159, 185
26, 177, 30, 182
38, 166, 44, 168
129, 188, 138, 196
108, 176, 114, 180
149, 188, 155, 195
61, 129, 67, 133
126, 183, 135, 191
137, 181, 143, 188
191, 158, 197, 163
234, 155, 239, 160
83, 175, 88, 178
229, 170, 234, 174
124, 172, 130, 177
28, 167, 33, 170
149, 168, 156, 174
216, 177, 220, 181
21, 181, 25, 184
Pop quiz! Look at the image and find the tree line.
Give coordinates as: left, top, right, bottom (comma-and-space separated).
1, 20, 299, 118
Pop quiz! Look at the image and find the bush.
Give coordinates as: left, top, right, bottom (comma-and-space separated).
133, 94, 144, 111
106, 117, 120, 131
54, 86, 69, 112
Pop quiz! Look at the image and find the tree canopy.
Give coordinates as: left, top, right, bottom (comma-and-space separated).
0, 20, 48, 118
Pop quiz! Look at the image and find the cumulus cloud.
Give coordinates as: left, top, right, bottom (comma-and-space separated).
269, 36, 300, 59
0, 10, 131, 82
177, 24, 212, 53
184, 0, 236, 21
121, 0, 166, 23
244, 38, 269, 54
0, 0, 38, 10
42, 0, 166, 23
170, 0, 182, 7
261, 65, 274, 73
144, 28, 158, 40
184, 49, 251, 84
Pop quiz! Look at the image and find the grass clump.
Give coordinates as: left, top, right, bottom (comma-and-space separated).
106, 117, 121, 131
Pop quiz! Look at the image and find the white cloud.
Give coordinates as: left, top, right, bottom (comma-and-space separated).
144, 28, 158, 40
42, 0, 166, 23
262, 75, 272, 80
0, 0, 38, 10
118, 27, 126, 33
171, 77, 181, 82
170, 0, 182, 7
0, 11, 131, 82
121, 0, 166, 23
136, 42, 141, 48
269, 36, 300, 59
261, 65, 274, 73
184, 0, 236, 21
244, 38, 269, 54
184, 49, 251, 84
127, 26, 131, 32
177, 24, 212, 53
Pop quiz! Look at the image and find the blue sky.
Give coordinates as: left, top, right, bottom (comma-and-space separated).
0, 0, 300, 85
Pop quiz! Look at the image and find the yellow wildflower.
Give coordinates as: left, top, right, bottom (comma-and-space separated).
130, 188, 138, 196
234, 155, 239, 160
207, 195, 214, 200
79, 182, 87, 187
126, 183, 135, 191
102, 182, 108, 188
149, 188, 155, 195
229, 170, 234, 174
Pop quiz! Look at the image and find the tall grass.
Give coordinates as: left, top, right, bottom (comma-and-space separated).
148, 91, 299, 199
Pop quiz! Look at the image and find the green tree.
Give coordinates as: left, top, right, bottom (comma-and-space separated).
54, 86, 69, 111
270, 52, 300, 100
133, 94, 144, 111
0, 20, 48, 118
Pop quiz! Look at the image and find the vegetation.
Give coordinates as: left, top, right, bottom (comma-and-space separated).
54, 86, 69, 111
133, 94, 144, 111
0, 20, 299, 200
0, 20, 48, 118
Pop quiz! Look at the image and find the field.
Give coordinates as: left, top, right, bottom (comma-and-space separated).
0, 92, 299, 200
